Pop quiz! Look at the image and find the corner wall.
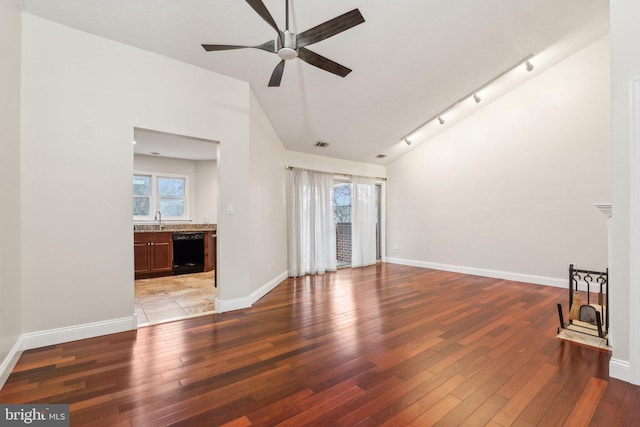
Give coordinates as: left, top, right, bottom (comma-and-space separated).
0, 0, 23, 386
20, 14, 250, 338
244, 92, 288, 310
609, 0, 640, 384
386, 36, 611, 285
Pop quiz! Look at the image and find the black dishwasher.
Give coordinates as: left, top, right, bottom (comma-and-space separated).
172, 232, 205, 275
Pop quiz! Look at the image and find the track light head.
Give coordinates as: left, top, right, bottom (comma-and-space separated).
401, 54, 533, 142
525, 60, 534, 72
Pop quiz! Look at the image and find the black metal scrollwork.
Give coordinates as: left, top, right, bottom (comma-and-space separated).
559, 264, 609, 343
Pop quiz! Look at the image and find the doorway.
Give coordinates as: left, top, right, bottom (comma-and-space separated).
333, 180, 382, 267
132, 128, 219, 326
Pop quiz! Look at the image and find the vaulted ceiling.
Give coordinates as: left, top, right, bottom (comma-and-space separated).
21, 0, 609, 163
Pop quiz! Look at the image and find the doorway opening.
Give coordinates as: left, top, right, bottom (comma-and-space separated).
333, 180, 382, 267
132, 128, 219, 327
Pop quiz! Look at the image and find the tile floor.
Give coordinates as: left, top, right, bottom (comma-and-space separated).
135, 270, 217, 327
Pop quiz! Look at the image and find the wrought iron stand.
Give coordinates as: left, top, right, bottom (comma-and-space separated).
556, 264, 609, 344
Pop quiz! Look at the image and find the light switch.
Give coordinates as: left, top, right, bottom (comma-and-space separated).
226, 203, 234, 215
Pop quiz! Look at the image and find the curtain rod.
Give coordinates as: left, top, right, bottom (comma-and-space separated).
285, 166, 387, 182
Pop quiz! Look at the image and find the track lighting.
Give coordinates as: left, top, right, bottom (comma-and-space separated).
399, 53, 534, 146
525, 60, 534, 72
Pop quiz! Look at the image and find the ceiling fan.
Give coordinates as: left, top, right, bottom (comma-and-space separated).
202, 0, 365, 87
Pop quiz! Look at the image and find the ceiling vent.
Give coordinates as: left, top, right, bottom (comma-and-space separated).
376, 154, 387, 159
315, 141, 330, 148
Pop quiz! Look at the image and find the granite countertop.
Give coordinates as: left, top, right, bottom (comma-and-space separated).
134, 224, 216, 233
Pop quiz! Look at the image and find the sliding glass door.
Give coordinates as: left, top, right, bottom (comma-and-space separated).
334, 182, 352, 267
333, 181, 381, 267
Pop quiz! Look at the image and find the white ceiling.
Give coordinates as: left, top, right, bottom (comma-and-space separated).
21, 0, 609, 164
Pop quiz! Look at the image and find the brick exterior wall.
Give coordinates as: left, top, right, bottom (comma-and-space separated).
336, 223, 352, 263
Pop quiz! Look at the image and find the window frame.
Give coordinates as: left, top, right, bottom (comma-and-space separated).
133, 174, 152, 218
133, 171, 190, 222
332, 178, 383, 265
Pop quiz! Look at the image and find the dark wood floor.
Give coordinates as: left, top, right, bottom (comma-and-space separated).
1, 264, 639, 426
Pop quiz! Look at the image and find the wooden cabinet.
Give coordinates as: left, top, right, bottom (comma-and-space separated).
134, 232, 173, 279
204, 232, 216, 272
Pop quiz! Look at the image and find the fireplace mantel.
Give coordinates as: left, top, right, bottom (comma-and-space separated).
594, 203, 612, 218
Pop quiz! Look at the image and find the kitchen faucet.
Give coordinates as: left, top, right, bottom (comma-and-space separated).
154, 211, 163, 229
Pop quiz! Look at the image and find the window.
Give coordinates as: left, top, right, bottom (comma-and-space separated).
157, 177, 185, 217
133, 175, 151, 216
334, 183, 351, 223
334, 182, 352, 267
133, 173, 188, 220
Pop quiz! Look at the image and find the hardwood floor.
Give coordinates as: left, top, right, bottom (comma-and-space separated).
1, 263, 638, 426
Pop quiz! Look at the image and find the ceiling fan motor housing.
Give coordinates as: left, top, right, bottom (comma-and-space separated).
278, 30, 297, 60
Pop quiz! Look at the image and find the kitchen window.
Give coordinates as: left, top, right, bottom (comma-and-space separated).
133, 173, 189, 221
133, 175, 152, 217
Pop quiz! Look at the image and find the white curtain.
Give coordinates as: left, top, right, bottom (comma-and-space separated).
287, 168, 336, 277
351, 175, 377, 268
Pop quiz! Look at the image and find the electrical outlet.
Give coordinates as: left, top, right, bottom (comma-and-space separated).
226, 203, 234, 215
393, 247, 399, 254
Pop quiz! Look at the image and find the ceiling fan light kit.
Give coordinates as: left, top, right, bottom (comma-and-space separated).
277, 30, 298, 60
202, 0, 365, 87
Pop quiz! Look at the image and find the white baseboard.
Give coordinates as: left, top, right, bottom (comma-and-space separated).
385, 257, 566, 288
218, 296, 252, 313
251, 271, 288, 304
0, 316, 135, 390
21, 316, 136, 351
0, 337, 24, 390
610, 358, 630, 382
219, 270, 288, 313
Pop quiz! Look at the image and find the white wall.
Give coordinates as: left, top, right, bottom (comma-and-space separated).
249, 92, 288, 299
386, 36, 611, 286
20, 14, 251, 335
286, 151, 386, 178
0, 0, 22, 384
610, 0, 640, 383
195, 160, 218, 225
133, 154, 218, 224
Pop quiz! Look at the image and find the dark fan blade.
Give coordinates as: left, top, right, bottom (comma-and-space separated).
254, 39, 277, 53
297, 47, 352, 77
245, 0, 282, 38
202, 40, 276, 53
202, 44, 251, 52
269, 60, 286, 87
297, 9, 365, 48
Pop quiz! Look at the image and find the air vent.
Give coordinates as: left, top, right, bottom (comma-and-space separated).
376, 154, 387, 159
314, 141, 330, 148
